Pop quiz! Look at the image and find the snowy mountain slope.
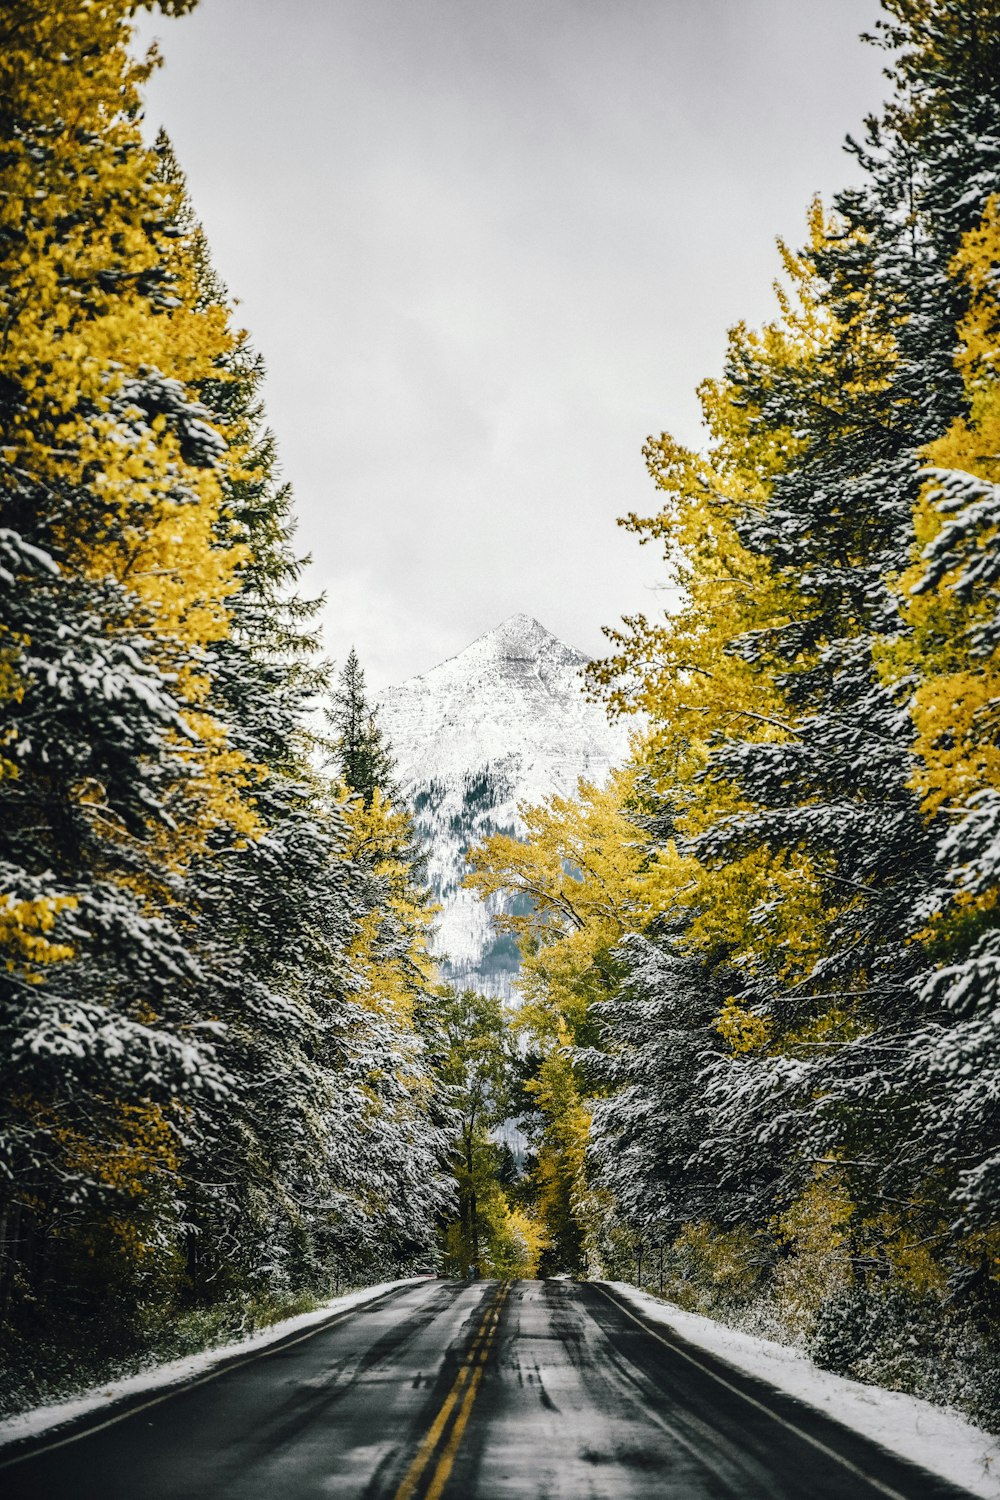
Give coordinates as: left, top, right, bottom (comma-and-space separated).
380, 614, 632, 995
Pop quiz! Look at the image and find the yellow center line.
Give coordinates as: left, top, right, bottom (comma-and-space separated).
392, 1283, 508, 1500
422, 1336, 492, 1500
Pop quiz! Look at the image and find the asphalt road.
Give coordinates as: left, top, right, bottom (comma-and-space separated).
0, 1278, 976, 1499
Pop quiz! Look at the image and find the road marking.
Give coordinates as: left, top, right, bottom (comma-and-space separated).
391, 1358, 477, 1500
0, 1282, 435, 1472
393, 1282, 508, 1500
423, 1295, 504, 1500
423, 1361, 485, 1500
595, 1284, 913, 1500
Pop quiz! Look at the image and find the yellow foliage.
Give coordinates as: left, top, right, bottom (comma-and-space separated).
769, 1168, 856, 1335
524, 1033, 593, 1261
672, 1222, 766, 1310
0, 892, 77, 978
34, 1097, 181, 1257
878, 1220, 948, 1297
481, 1204, 550, 1279
587, 205, 900, 993
775, 1168, 855, 1257
467, 768, 644, 1036
891, 200, 1000, 841
715, 998, 772, 1053
341, 787, 437, 1023
502, 1208, 549, 1277
468, 769, 642, 939
0, 1, 267, 980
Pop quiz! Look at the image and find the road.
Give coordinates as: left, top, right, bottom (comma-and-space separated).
0, 1279, 975, 1499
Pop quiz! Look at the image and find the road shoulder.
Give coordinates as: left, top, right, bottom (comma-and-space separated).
600, 1281, 1000, 1500
0, 1277, 433, 1463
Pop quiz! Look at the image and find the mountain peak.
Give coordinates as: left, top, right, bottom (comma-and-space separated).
456, 613, 587, 672
482, 613, 550, 651
380, 612, 631, 996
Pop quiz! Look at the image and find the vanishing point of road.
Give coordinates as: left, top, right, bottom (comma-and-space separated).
0, 1279, 975, 1500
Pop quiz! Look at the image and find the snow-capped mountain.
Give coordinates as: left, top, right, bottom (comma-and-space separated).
380, 613, 632, 995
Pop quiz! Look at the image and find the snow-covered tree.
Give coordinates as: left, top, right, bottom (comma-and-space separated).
0, 6, 450, 1401
0, 0, 246, 1334
328, 649, 396, 807
570, 0, 1000, 1398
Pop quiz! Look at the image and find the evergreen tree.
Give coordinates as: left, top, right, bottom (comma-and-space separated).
135, 141, 452, 1305
328, 649, 395, 806
537, 4, 1000, 1409
585, 932, 730, 1244
0, 6, 451, 1405
0, 0, 247, 1345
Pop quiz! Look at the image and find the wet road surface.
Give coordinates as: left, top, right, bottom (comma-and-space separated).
0, 1278, 976, 1499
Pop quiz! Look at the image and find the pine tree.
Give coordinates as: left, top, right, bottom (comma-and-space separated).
585, 932, 730, 1245
0, 8, 452, 1393
579, 0, 1000, 1362
886, 203, 1000, 1257
0, 0, 247, 1338
328, 649, 396, 806
141, 144, 452, 1302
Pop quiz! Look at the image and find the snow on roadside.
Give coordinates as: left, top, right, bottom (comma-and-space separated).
0, 1277, 426, 1452
607, 1281, 1000, 1499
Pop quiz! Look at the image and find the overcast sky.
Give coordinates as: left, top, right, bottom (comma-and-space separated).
136, 0, 886, 690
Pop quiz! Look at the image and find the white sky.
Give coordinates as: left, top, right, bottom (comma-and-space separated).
135, 0, 886, 690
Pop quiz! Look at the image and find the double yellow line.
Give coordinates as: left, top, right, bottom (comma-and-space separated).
392, 1281, 510, 1500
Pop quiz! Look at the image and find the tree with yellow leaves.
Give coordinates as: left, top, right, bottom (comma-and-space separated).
886, 194, 1000, 1248
565, 0, 1000, 1422
0, 0, 246, 1336
467, 770, 646, 1271
0, 5, 452, 1404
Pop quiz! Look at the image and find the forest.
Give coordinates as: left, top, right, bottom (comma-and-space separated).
2, 0, 999, 1439
470, 0, 1000, 1430
0, 0, 466, 1414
